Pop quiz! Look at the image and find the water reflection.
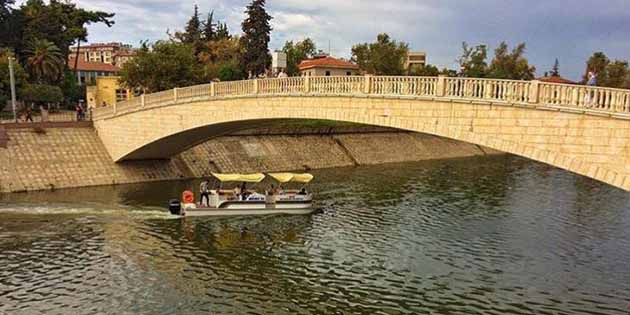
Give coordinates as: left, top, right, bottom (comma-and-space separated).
1, 155, 630, 314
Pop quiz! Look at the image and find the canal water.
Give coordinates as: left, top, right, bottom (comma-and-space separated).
1, 155, 629, 314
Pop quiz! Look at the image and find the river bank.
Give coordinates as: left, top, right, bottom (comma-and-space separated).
0, 124, 501, 193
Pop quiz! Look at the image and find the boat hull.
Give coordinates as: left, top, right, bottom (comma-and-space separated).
179, 201, 314, 217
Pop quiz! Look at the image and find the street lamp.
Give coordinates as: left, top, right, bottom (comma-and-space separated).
7, 56, 17, 123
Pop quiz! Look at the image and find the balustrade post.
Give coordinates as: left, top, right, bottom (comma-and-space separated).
173, 88, 178, 102
210, 82, 215, 97
436, 75, 447, 97
141, 94, 145, 108
571, 88, 579, 106
253, 79, 259, 94
484, 81, 493, 99
528, 80, 540, 104
304, 76, 310, 93
364, 75, 372, 94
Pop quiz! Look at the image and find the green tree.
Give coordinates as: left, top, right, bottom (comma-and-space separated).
241, 0, 272, 76
582, 52, 610, 84
458, 42, 488, 77
351, 33, 409, 75
20, 83, 63, 106
120, 41, 204, 92
216, 23, 230, 40
602, 60, 629, 89
410, 64, 440, 76
175, 5, 204, 55
199, 37, 244, 81
203, 11, 215, 41
0, 50, 27, 111
23, 39, 64, 83
487, 42, 536, 80
282, 38, 316, 76
18, 0, 114, 67
551, 58, 560, 76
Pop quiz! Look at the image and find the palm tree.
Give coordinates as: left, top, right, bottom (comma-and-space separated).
24, 39, 64, 83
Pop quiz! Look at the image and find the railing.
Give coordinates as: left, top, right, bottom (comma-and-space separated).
91, 75, 630, 120
1, 109, 90, 124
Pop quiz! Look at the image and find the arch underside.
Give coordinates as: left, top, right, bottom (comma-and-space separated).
95, 96, 630, 191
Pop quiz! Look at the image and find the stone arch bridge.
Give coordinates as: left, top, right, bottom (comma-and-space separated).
92, 76, 630, 191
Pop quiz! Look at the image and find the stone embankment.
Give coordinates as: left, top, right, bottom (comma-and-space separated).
0, 125, 500, 193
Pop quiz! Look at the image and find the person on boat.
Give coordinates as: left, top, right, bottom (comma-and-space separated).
199, 179, 210, 206
240, 182, 247, 200
234, 185, 241, 201
298, 188, 308, 195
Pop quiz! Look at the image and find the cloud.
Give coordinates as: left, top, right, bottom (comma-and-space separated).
17, 0, 630, 80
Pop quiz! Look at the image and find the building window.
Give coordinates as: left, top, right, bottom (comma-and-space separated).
346, 71, 352, 76
115, 89, 128, 102
325, 71, 331, 76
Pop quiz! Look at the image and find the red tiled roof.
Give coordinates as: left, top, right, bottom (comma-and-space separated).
298, 56, 359, 71
68, 57, 120, 73
114, 51, 137, 57
537, 75, 576, 85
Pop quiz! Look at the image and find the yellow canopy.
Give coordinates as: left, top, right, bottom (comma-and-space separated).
211, 173, 266, 183
268, 173, 314, 183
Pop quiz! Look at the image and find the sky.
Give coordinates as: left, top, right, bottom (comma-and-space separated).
30, 0, 630, 80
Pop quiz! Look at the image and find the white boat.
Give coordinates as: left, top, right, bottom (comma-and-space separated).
168, 172, 315, 217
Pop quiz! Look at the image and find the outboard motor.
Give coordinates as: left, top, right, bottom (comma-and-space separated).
168, 199, 182, 215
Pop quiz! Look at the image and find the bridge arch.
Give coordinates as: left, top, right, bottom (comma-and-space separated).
94, 93, 630, 191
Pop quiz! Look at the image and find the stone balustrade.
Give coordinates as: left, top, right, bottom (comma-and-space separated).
92, 76, 630, 120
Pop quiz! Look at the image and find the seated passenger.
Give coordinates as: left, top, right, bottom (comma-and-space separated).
298, 188, 307, 195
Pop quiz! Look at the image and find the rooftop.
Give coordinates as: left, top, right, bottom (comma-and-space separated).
537, 75, 576, 85
68, 57, 121, 73
298, 56, 359, 71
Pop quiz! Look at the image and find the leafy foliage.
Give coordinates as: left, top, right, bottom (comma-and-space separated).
20, 83, 63, 104
582, 52, 630, 88
351, 33, 409, 75
409, 64, 440, 76
458, 42, 488, 77
457, 41, 535, 80
23, 39, 64, 83
0, 50, 27, 111
199, 37, 244, 81
120, 41, 204, 92
241, 0, 272, 76
282, 38, 317, 76
487, 42, 536, 80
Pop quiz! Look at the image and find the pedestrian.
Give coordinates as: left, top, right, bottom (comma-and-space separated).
277, 70, 288, 78
25, 107, 33, 122
75, 103, 84, 121
199, 179, 210, 207
585, 71, 597, 107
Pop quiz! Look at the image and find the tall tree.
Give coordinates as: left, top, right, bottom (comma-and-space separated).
457, 42, 488, 77
0, 49, 27, 111
216, 22, 231, 40
175, 5, 203, 55
551, 58, 560, 76
120, 41, 204, 92
24, 39, 64, 83
241, 0, 272, 76
351, 33, 408, 75
203, 10, 215, 41
282, 38, 316, 76
487, 42, 535, 80
582, 52, 609, 84
604, 60, 629, 88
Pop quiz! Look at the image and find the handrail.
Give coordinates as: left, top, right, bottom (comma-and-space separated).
92, 76, 630, 120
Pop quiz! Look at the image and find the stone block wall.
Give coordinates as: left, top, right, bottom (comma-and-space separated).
0, 126, 495, 193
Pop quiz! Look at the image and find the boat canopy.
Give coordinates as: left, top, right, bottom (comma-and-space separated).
268, 173, 314, 183
211, 173, 266, 183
